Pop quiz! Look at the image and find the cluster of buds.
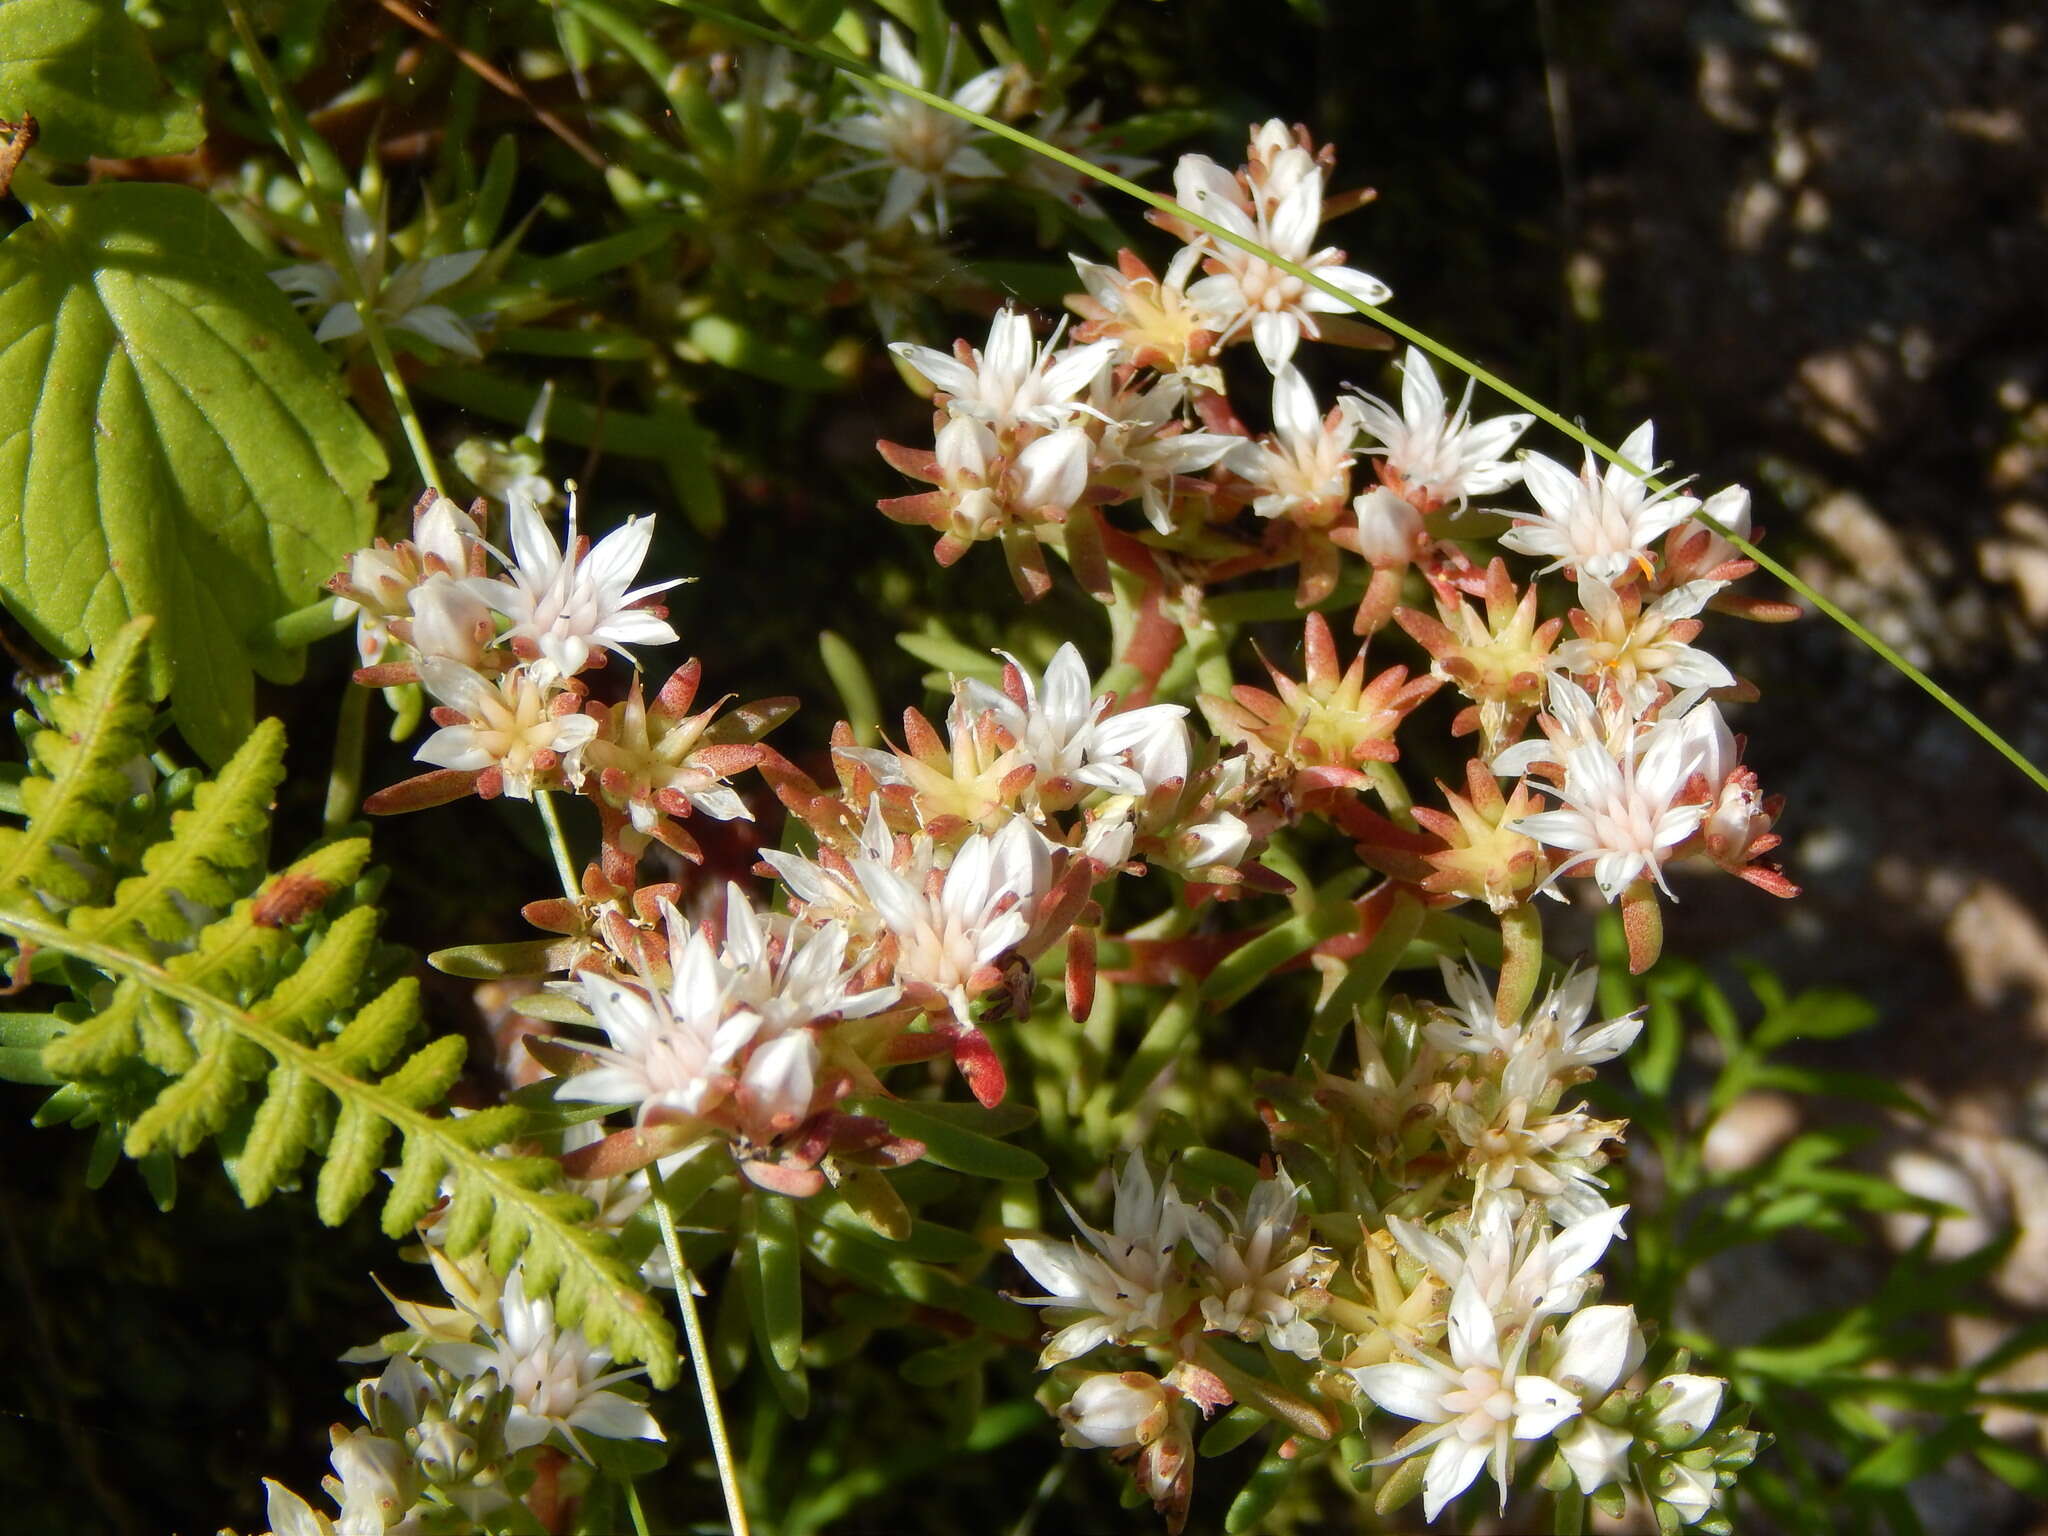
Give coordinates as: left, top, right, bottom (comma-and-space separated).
256, 1251, 663, 1536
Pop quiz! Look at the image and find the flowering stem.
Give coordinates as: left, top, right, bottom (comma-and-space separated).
1179, 612, 1234, 698
533, 790, 582, 904
623, 1479, 654, 1536
1302, 890, 1423, 1071
321, 681, 369, 834
1365, 763, 1415, 830
1553, 1490, 1587, 1535
222, 0, 442, 492
668, 0, 2048, 801
1495, 902, 1543, 1025
649, 1161, 752, 1536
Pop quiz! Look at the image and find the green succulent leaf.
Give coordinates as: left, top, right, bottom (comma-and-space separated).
0, 179, 384, 763
0, 0, 202, 160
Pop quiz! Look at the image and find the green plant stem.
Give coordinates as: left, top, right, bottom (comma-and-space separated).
534, 790, 581, 903
1180, 612, 1234, 697
222, 0, 442, 492
666, 0, 2048, 800
624, 1479, 653, 1536
1496, 901, 1544, 1025
322, 682, 370, 834
649, 1161, 752, 1536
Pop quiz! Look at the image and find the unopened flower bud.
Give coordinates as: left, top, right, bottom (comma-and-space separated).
1646, 1374, 1725, 1450
1353, 486, 1424, 567
1012, 425, 1091, 512
1058, 1371, 1172, 1450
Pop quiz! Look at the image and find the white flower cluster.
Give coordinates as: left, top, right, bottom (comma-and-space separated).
878, 116, 1794, 956
1006, 1154, 1332, 1527
257, 1253, 662, 1536
534, 638, 1263, 1194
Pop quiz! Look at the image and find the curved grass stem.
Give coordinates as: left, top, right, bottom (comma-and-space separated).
222, 0, 442, 493
663, 0, 2048, 799
650, 1161, 753, 1536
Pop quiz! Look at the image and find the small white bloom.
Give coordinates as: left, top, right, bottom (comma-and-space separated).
1352, 1275, 1583, 1520
405, 576, 496, 668
1228, 365, 1357, 524
1660, 1462, 1719, 1523
326, 1428, 418, 1536
1010, 424, 1092, 512
425, 1265, 664, 1458
1686, 484, 1753, 572
1647, 1373, 1725, 1448
714, 883, 899, 1036
1085, 373, 1238, 533
1387, 1197, 1627, 1329
1180, 812, 1252, 871
414, 659, 599, 800
1502, 422, 1701, 585
1553, 575, 1735, 713
1173, 152, 1391, 372
1353, 485, 1425, 567
471, 488, 682, 682
853, 818, 1050, 1021
273, 191, 488, 358
1184, 1169, 1327, 1359
1427, 958, 1645, 1086
1018, 102, 1158, 220
554, 970, 755, 1127
1507, 686, 1711, 901
1351, 348, 1533, 507
892, 308, 1114, 433
962, 643, 1191, 798
823, 23, 1005, 229
1007, 1151, 1187, 1366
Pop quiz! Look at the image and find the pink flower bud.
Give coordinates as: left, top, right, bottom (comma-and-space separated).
1353, 486, 1424, 567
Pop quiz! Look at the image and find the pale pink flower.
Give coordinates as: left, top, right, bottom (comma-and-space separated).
471, 489, 681, 682
1351, 348, 1532, 508
1502, 422, 1700, 585
413, 659, 599, 800
1173, 152, 1391, 372
892, 308, 1114, 433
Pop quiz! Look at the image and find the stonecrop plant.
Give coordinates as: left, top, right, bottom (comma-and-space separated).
3, 4, 2043, 1535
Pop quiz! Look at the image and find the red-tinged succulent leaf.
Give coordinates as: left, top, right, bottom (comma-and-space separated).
948, 1024, 1008, 1108
560, 1121, 704, 1180
363, 768, 481, 814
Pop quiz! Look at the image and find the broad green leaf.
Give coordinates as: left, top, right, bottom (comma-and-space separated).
0, 0, 201, 160
0, 180, 384, 762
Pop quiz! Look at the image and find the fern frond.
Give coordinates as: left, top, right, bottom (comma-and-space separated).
0, 635, 679, 1384
0, 617, 157, 906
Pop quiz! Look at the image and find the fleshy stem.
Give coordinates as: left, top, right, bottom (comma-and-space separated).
322, 682, 370, 834
649, 1161, 752, 1536
1495, 901, 1543, 1026
664, 0, 2048, 800
222, 0, 442, 493
533, 789, 582, 904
